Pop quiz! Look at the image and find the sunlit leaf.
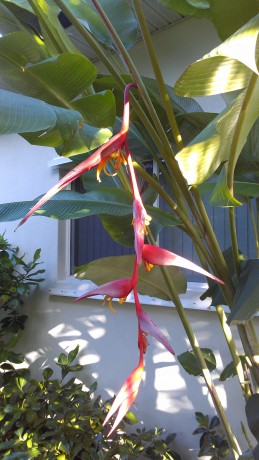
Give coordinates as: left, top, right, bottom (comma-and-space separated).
209, 165, 242, 207
175, 15, 259, 97
176, 81, 259, 186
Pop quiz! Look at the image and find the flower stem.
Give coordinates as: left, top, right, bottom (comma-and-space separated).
132, 0, 183, 151
147, 231, 242, 459
216, 305, 251, 399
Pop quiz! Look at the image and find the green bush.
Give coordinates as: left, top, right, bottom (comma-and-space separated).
0, 235, 181, 459
0, 346, 181, 460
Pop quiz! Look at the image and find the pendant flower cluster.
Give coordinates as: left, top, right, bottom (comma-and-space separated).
19, 83, 223, 435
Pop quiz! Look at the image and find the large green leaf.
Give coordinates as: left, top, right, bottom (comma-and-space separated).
227, 259, 259, 324
23, 53, 97, 105
175, 79, 259, 187
175, 15, 259, 97
0, 88, 57, 134
210, 0, 259, 41
0, 189, 133, 222
62, 0, 138, 51
0, 189, 180, 227
74, 254, 187, 300
28, 0, 77, 55
95, 75, 213, 153
72, 90, 116, 128
156, 0, 210, 18
0, 2, 30, 35
209, 165, 242, 207
23, 112, 112, 156
0, 31, 97, 102
55, 125, 112, 157
198, 180, 259, 198
34, 105, 83, 146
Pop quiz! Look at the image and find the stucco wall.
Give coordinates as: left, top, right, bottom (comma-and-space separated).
0, 17, 257, 459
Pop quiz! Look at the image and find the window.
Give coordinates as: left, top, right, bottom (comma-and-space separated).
70, 164, 257, 280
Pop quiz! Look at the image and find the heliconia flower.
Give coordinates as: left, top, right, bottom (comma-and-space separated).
125, 143, 151, 265
132, 198, 151, 265
134, 285, 175, 355
103, 328, 147, 436
142, 244, 224, 284
75, 278, 134, 312
17, 83, 137, 228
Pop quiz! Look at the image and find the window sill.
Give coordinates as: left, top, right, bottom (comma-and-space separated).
48, 278, 225, 313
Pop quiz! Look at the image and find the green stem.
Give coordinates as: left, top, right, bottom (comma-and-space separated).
132, 0, 183, 151
134, 161, 219, 270
227, 73, 259, 193
90, 0, 203, 219
191, 187, 235, 299
216, 305, 251, 399
249, 199, 259, 258
54, 0, 168, 156
147, 232, 242, 459
241, 421, 255, 450
228, 208, 240, 278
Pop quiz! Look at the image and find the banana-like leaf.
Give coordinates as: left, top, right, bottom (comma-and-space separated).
95, 75, 213, 152
0, 189, 132, 222
28, 0, 77, 55
24, 53, 97, 105
99, 213, 134, 247
175, 79, 259, 187
210, 0, 259, 41
62, 0, 138, 51
156, 0, 210, 18
198, 179, 259, 199
4, 0, 59, 14
72, 90, 116, 128
209, 165, 242, 207
0, 189, 180, 227
0, 88, 56, 134
0, 32, 97, 104
175, 15, 259, 97
42, 105, 83, 145
22, 109, 112, 156
55, 125, 113, 157
227, 259, 259, 324
74, 254, 187, 300
0, 2, 30, 35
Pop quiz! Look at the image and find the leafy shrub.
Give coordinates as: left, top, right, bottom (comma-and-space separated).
0, 235, 181, 459
0, 346, 181, 460
193, 412, 229, 459
0, 234, 44, 365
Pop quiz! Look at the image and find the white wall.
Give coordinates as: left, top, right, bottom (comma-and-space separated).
0, 18, 257, 459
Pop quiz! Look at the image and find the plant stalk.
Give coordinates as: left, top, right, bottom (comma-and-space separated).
216, 305, 251, 399
147, 231, 242, 459
132, 0, 183, 151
